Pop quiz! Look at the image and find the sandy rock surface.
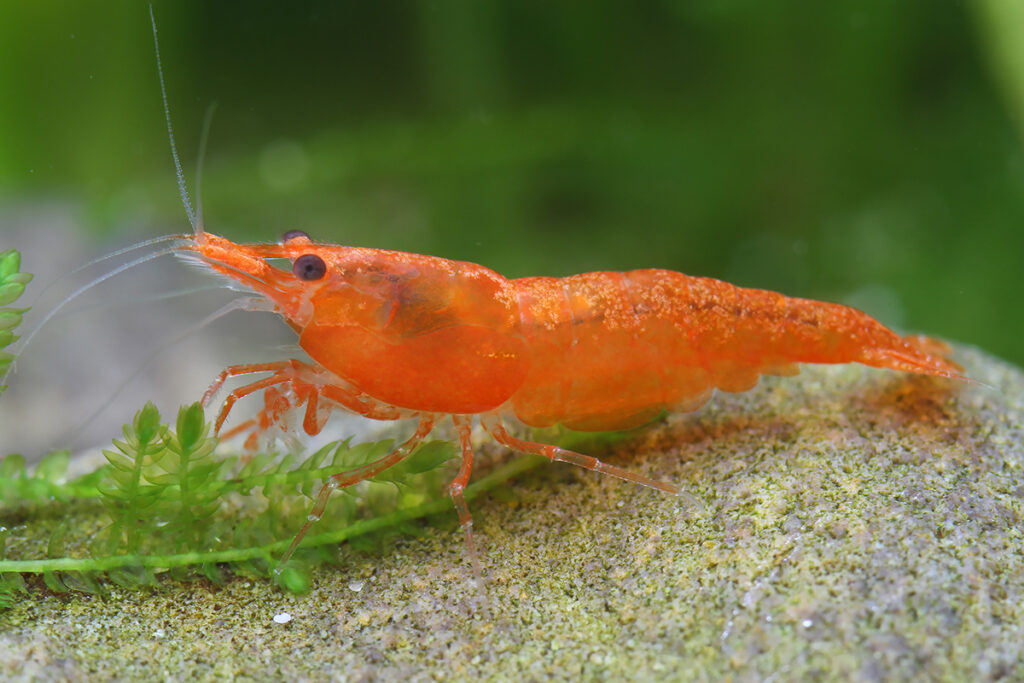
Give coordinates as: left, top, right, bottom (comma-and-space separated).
2, 344, 1022, 682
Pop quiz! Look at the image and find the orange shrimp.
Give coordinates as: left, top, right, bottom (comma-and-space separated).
180, 228, 966, 574
138, 6, 964, 579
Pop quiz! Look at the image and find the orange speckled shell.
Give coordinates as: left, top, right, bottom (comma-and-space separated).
509, 269, 961, 431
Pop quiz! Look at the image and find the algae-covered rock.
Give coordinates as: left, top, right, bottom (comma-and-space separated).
2, 344, 1022, 681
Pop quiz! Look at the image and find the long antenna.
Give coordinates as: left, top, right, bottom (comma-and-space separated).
194, 102, 219, 232
149, 4, 197, 231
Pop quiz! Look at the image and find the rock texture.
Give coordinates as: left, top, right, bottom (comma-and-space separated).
3, 344, 1022, 681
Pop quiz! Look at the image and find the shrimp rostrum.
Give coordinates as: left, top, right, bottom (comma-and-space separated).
181, 227, 965, 571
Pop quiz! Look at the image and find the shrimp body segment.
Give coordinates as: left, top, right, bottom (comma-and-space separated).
183, 229, 964, 570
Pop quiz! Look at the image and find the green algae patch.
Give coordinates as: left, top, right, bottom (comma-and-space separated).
2, 345, 1022, 681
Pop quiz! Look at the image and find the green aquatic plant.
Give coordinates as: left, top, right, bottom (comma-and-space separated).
0, 249, 32, 391
0, 398, 553, 607
0, 399, 493, 607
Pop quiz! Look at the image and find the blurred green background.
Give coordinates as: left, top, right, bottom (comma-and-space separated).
0, 0, 1022, 366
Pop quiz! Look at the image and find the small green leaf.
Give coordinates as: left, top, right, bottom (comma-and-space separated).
35, 450, 70, 483
0, 283, 25, 307
43, 571, 68, 594
237, 453, 273, 480
201, 563, 225, 585
0, 311, 21, 331
19, 478, 51, 502
67, 467, 108, 492
403, 441, 457, 474
0, 250, 20, 280
143, 472, 178, 486
176, 403, 207, 451
0, 453, 26, 479
156, 450, 181, 474
62, 571, 104, 596
0, 331, 16, 348
167, 566, 192, 583
108, 566, 157, 588
134, 402, 162, 445
47, 522, 67, 559
303, 443, 333, 471
0, 573, 26, 607
3, 273, 32, 286
278, 453, 298, 473
102, 449, 135, 473
96, 481, 130, 500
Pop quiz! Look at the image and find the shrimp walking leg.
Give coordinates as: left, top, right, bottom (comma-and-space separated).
204, 360, 414, 445
218, 385, 294, 450
275, 417, 437, 572
202, 360, 303, 405
212, 374, 294, 434
481, 416, 679, 494
451, 416, 486, 587
202, 360, 305, 434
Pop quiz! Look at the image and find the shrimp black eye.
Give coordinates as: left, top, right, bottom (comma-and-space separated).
293, 254, 326, 281
281, 230, 310, 244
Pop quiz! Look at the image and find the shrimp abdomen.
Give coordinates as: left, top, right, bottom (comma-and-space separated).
510, 269, 962, 432
511, 270, 717, 431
